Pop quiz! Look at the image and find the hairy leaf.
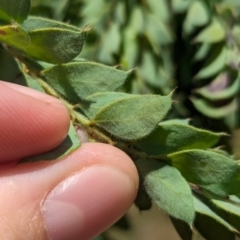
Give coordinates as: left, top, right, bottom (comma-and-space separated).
194, 196, 237, 240
21, 16, 81, 32
135, 120, 225, 155
0, 24, 29, 50
134, 181, 152, 211
201, 171, 240, 197
136, 159, 195, 225
198, 193, 240, 233
21, 123, 81, 162
168, 149, 238, 185
85, 92, 172, 140
0, 0, 31, 23
42, 63, 128, 103
0, 47, 21, 81
170, 217, 193, 240
25, 28, 86, 64
83, 92, 127, 119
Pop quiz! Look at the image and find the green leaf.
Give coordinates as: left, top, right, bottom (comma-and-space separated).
84, 92, 172, 140
168, 149, 239, 185
139, 51, 157, 87
145, 13, 173, 51
194, 17, 225, 43
183, 0, 209, 35
114, 1, 125, 26
0, 0, 31, 23
12, 73, 45, 93
190, 97, 237, 119
83, 92, 127, 119
21, 16, 81, 32
136, 159, 195, 225
0, 47, 21, 81
194, 46, 226, 80
129, 6, 144, 34
42, 62, 128, 103
31, 0, 69, 20
195, 71, 240, 101
199, 193, 240, 233
135, 120, 225, 155
194, 196, 236, 240
193, 43, 211, 61
170, 217, 193, 240
147, 0, 170, 22
134, 181, 152, 211
98, 22, 121, 63
172, 0, 192, 13
21, 123, 81, 162
0, 24, 29, 51
121, 27, 138, 69
201, 171, 240, 197
232, 25, 240, 46
24, 28, 87, 64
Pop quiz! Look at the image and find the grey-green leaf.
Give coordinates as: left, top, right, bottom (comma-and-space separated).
25, 28, 87, 64
86, 92, 172, 140
194, 196, 236, 240
136, 159, 195, 225
201, 170, 240, 197
0, 0, 31, 23
0, 24, 29, 51
21, 16, 81, 32
170, 217, 193, 240
135, 120, 226, 155
168, 149, 238, 185
42, 63, 128, 103
21, 123, 81, 162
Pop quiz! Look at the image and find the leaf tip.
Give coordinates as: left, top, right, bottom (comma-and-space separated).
169, 87, 178, 96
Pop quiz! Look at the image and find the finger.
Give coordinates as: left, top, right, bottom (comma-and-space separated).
0, 81, 70, 162
0, 143, 139, 240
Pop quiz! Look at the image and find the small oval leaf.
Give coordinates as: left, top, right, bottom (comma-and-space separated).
168, 149, 239, 185
21, 123, 81, 162
194, 196, 237, 240
136, 159, 195, 225
42, 63, 128, 103
0, 24, 29, 50
135, 120, 226, 155
88, 93, 172, 140
0, 0, 31, 23
25, 28, 87, 64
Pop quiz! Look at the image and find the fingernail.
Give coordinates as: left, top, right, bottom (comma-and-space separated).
42, 165, 137, 240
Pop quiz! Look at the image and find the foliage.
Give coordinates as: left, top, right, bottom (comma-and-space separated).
1, 0, 240, 240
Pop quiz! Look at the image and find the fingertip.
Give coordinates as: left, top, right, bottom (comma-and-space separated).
79, 142, 139, 187
42, 165, 137, 240
0, 81, 70, 162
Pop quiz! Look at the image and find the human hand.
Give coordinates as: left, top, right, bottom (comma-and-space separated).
0, 81, 139, 240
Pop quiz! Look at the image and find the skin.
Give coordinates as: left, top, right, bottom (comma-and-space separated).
0, 81, 139, 240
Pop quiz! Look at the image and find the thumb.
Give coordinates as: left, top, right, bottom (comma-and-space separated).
0, 143, 138, 240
